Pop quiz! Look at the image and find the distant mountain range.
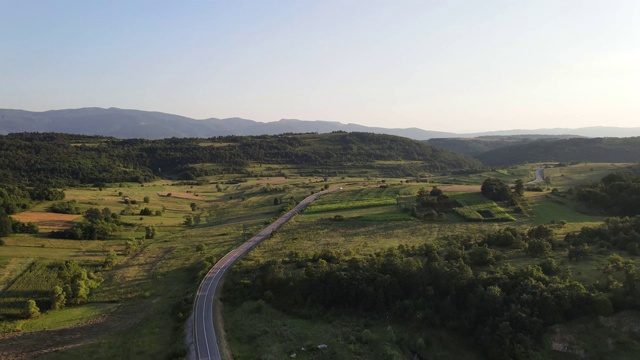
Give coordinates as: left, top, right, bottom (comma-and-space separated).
1, 107, 640, 140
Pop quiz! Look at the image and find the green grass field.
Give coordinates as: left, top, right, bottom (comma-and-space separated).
3, 161, 636, 359
529, 193, 605, 225
451, 192, 516, 222
0, 259, 60, 319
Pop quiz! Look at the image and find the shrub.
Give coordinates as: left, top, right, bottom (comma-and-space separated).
361, 329, 373, 344
24, 299, 40, 318
568, 244, 592, 261
527, 239, 552, 258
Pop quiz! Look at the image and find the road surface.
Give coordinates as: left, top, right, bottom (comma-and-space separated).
526, 167, 544, 185
192, 187, 340, 360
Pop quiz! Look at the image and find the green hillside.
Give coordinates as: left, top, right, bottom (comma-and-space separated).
426, 135, 580, 157
0, 132, 481, 186
475, 137, 640, 166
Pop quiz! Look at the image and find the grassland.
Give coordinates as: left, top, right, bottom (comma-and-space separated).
0, 172, 377, 359
220, 163, 640, 359
1, 161, 636, 359
542, 162, 638, 189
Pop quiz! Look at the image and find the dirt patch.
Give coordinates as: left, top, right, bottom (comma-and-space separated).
157, 192, 202, 200
438, 185, 481, 192
11, 212, 81, 230
0, 301, 150, 360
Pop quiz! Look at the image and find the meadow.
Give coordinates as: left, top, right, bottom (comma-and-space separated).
1, 161, 637, 359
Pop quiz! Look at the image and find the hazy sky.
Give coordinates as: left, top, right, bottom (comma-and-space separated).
2, 1, 639, 133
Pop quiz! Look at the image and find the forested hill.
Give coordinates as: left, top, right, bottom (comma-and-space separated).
0, 132, 481, 186
426, 135, 582, 157
475, 137, 640, 166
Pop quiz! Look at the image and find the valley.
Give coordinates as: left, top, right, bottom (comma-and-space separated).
0, 132, 639, 360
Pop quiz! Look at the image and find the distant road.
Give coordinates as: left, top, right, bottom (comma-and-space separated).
526, 167, 545, 185
192, 187, 341, 360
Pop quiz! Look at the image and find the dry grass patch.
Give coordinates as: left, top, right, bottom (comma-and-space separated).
11, 212, 81, 230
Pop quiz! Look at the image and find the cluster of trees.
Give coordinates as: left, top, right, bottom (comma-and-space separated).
574, 172, 640, 216
226, 243, 616, 358
50, 207, 123, 240
475, 137, 640, 166
565, 216, 640, 256
0, 184, 64, 215
0, 132, 482, 187
50, 200, 82, 214
225, 223, 638, 358
50, 260, 101, 311
413, 186, 454, 219
481, 177, 526, 212
0, 210, 38, 238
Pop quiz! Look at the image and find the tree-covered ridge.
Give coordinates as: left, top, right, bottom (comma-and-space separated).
0, 132, 482, 186
474, 137, 640, 166
426, 135, 580, 157
574, 172, 640, 217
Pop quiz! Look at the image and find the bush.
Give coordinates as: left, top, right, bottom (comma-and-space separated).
361, 329, 373, 344
538, 258, 560, 276
50, 200, 82, 214
568, 244, 592, 261
24, 299, 40, 318
103, 250, 119, 269
527, 239, 552, 258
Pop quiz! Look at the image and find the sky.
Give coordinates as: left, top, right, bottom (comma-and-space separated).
1, 1, 639, 133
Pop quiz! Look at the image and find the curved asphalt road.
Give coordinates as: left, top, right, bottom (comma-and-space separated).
193, 187, 340, 360
526, 167, 544, 185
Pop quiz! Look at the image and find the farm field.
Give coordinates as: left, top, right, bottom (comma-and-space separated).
1, 160, 638, 359
219, 163, 640, 359
451, 192, 516, 222
0, 171, 380, 359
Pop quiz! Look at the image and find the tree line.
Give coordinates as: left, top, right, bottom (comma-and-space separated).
224, 223, 640, 359
574, 171, 640, 217
0, 132, 482, 187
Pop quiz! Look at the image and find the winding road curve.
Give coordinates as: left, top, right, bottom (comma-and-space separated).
193, 187, 341, 360
526, 167, 545, 185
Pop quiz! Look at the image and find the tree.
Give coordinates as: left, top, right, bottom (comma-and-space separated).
24, 299, 40, 318
124, 239, 139, 255
145, 225, 157, 239
143, 196, 150, 203
184, 215, 194, 226
514, 179, 525, 197
430, 186, 443, 197
190, 202, 198, 211
526, 239, 552, 258
273, 197, 280, 205
0, 210, 14, 237
103, 250, 119, 269
481, 178, 512, 202
51, 286, 66, 310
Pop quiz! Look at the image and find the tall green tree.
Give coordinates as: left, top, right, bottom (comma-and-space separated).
51, 286, 66, 310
